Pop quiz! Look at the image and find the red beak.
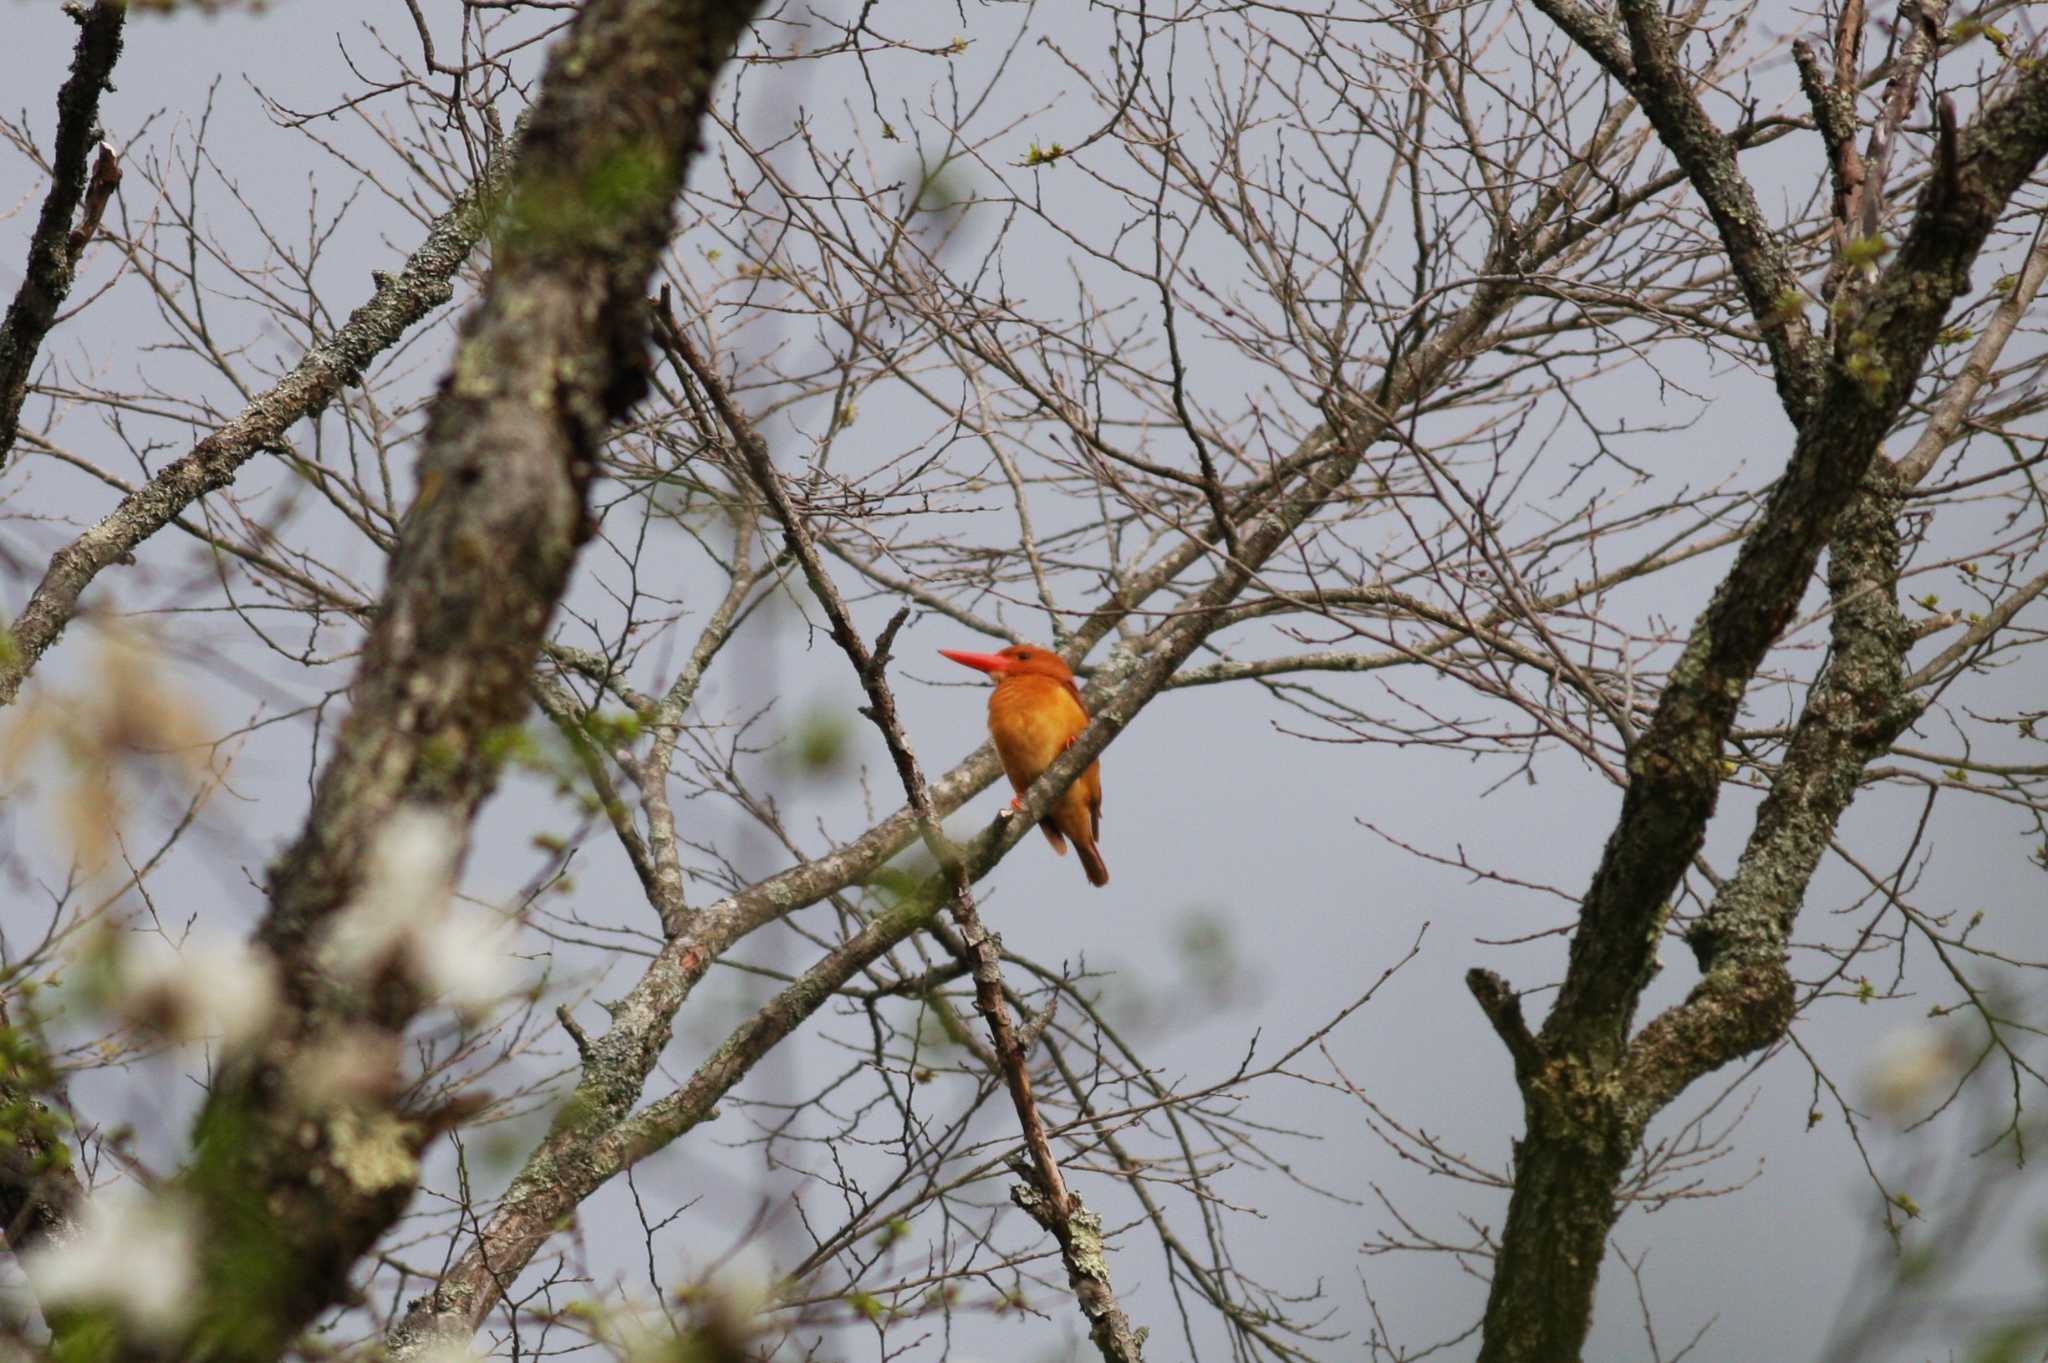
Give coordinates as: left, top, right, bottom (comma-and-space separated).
939, 648, 1011, 675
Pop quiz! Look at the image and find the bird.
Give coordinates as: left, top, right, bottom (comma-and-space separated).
938, 643, 1108, 887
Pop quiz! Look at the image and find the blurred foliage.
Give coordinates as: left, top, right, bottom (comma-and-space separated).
783, 699, 852, 777
0, 626, 210, 873
1175, 907, 1239, 1001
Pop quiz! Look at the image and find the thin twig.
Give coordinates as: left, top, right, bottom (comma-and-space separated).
653, 293, 1149, 1363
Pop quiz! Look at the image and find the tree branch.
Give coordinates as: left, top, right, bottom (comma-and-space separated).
66, 6, 761, 1361
1542, 53, 2048, 1074
378, 113, 1617, 1358
661, 298, 1149, 1362
1474, 37, 2048, 1363
1531, 0, 1824, 421
1896, 214, 2048, 484
1465, 969, 1542, 1085
0, 117, 525, 709
0, 0, 125, 470
1624, 471, 1917, 1119
1860, 1, 1950, 242
385, 885, 941, 1362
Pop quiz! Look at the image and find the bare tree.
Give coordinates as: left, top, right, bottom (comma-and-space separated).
1, 2, 2046, 1362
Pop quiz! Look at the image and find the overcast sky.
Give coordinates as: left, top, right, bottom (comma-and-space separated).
2, 4, 2046, 1361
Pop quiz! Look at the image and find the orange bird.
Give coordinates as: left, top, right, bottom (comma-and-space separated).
939, 643, 1108, 887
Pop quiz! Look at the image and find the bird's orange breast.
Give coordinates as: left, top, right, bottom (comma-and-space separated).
982, 668, 1106, 886
987, 675, 1087, 783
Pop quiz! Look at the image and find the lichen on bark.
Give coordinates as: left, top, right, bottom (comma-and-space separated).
1471, 27, 2048, 1363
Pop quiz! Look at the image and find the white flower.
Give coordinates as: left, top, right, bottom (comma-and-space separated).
32, 1187, 196, 1337
319, 807, 526, 1016
412, 904, 521, 1016
608, 1303, 676, 1363
325, 807, 460, 980
703, 1243, 777, 1323
408, 1341, 488, 1363
673, 1243, 777, 1347
1864, 1025, 1961, 1121
288, 1025, 404, 1109
118, 933, 280, 1049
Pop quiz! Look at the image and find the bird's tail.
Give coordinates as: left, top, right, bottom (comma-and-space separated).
1073, 834, 1110, 888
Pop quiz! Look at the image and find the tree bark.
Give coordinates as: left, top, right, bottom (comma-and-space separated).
54, 5, 762, 1362
1474, 43, 2048, 1363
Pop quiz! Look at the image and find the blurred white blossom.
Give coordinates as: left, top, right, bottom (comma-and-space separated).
321, 806, 524, 1015
666, 1242, 777, 1354
703, 1243, 777, 1323
325, 807, 460, 978
607, 1302, 676, 1363
407, 1342, 488, 1363
1864, 1025, 1963, 1121
118, 932, 279, 1049
32, 1187, 196, 1337
287, 1025, 404, 1110
413, 903, 521, 1016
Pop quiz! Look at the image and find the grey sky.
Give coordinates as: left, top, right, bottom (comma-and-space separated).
2, 3, 2045, 1361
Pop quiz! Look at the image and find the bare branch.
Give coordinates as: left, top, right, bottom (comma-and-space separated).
1532, 0, 1823, 420
0, 118, 524, 708
0, 0, 124, 469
